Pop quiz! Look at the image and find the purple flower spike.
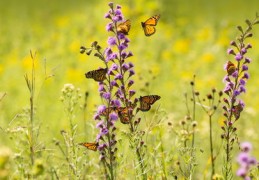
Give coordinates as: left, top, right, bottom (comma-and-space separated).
241, 48, 247, 54
115, 9, 122, 16
102, 92, 111, 100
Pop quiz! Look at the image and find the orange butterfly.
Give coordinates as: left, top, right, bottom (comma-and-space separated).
226, 61, 236, 76
79, 142, 99, 151
100, 107, 117, 117
117, 19, 131, 35
117, 107, 132, 124
232, 103, 243, 120
138, 95, 161, 112
85, 68, 108, 82
141, 15, 160, 36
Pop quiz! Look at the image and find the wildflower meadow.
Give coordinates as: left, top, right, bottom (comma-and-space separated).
0, 0, 259, 179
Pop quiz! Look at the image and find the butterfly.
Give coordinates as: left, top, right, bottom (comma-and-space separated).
79, 142, 99, 151
141, 15, 160, 36
232, 103, 243, 119
117, 107, 132, 124
117, 19, 131, 35
100, 107, 117, 117
138, 95, 161, 112
85, 68, 108, 82
226, 61, 236, 76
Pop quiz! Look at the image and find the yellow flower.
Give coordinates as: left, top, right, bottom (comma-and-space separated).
173, 38, 190, 54
201, 52, 215, 63
55, 16, 70, 28
195, 26, 213, 41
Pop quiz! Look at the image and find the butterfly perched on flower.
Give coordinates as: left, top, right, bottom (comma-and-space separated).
117, 19, 131, 35
117, 107, 132, 124
138, 95, 161, 112
232, 103, 243, 120
141, 15, 160, 36
100, 107, 117, 117
85, 68, 108, 82
79, 142, 99, 151
226, 61, 236, 76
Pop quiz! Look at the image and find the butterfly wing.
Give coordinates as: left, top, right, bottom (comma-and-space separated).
117, 19, 131, 35
79, 142, 99, 151
85, 68, 108, 82
141, 15, 160, 36
139, 95, 161, 112
226, 61, 236, 76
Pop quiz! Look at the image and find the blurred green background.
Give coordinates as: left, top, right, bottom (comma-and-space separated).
0, 0, 259, 178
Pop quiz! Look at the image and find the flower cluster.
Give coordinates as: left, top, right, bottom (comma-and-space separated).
236, 142, 258, 179
221, 16, 259, 178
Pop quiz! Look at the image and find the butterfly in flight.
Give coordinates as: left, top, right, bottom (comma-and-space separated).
117, 19, 131, 35
85, 68, 108, 82
79, 142, 99, 151
138, 95, 161, 112
141, 15, 160, 36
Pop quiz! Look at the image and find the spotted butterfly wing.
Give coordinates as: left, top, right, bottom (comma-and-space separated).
100, 107, 117, 117
141, 15, 160, 36
117, 19, 131, 35
138, 95, 161, 112
232, 103, 243, 120
85, 68, 108, 82
79, 142, 99, 151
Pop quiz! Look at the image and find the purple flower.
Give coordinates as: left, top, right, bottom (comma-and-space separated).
240, 142, 252, 152
242, 65, 248, 71
109, 112, 118, 121
97, 105, 107, 114
98, 84, 105, 92
118, 33, 125, 40
245, 57, 251, 63
243, 72, 250, 79
237, 152, 249, 165
108, 2, 114, 8
111, 99, 120, 107
106, 22, 113, 32
112, 15, 123, 22
122, 63, 129, 71
111, 63, 118, 71
115, 74, 123, 80
115, 9, 121, 16
233, 90, 240, 96
232, 70, 238, 78
227, 48, 235, 55
239, 86, 246, 93
94, 113, 101, 120
108, 37, 117, 46
129, 69, 135, 77
235, 53, 243, 61
102, 92, 111, 100
241, 48, 247, 54
96, 120, 104, 128
116, 5, 121, 9
118, 43, 128, 51
101, 128, 109, 135
127, 51, 133, 58
246, 43, 252, 49
104, 13, 111, 19
129, 90, 136, 98
105, 47, 113, 57
239, 79, 246, 86
236, 168, 246, 177
128, 80, 134, 87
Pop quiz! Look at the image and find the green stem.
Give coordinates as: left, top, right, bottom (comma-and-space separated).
209, 115, 215, 179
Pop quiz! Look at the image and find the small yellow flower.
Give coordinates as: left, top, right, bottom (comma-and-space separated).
173, 38, 190, 54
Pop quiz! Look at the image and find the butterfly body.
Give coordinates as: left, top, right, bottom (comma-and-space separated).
141, 15, 160, 36
226, 61, 236, 76
85, 68, 108, 82
79, 142, 99, 151
138, 95, 161, 112
117, 19, 131, 35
